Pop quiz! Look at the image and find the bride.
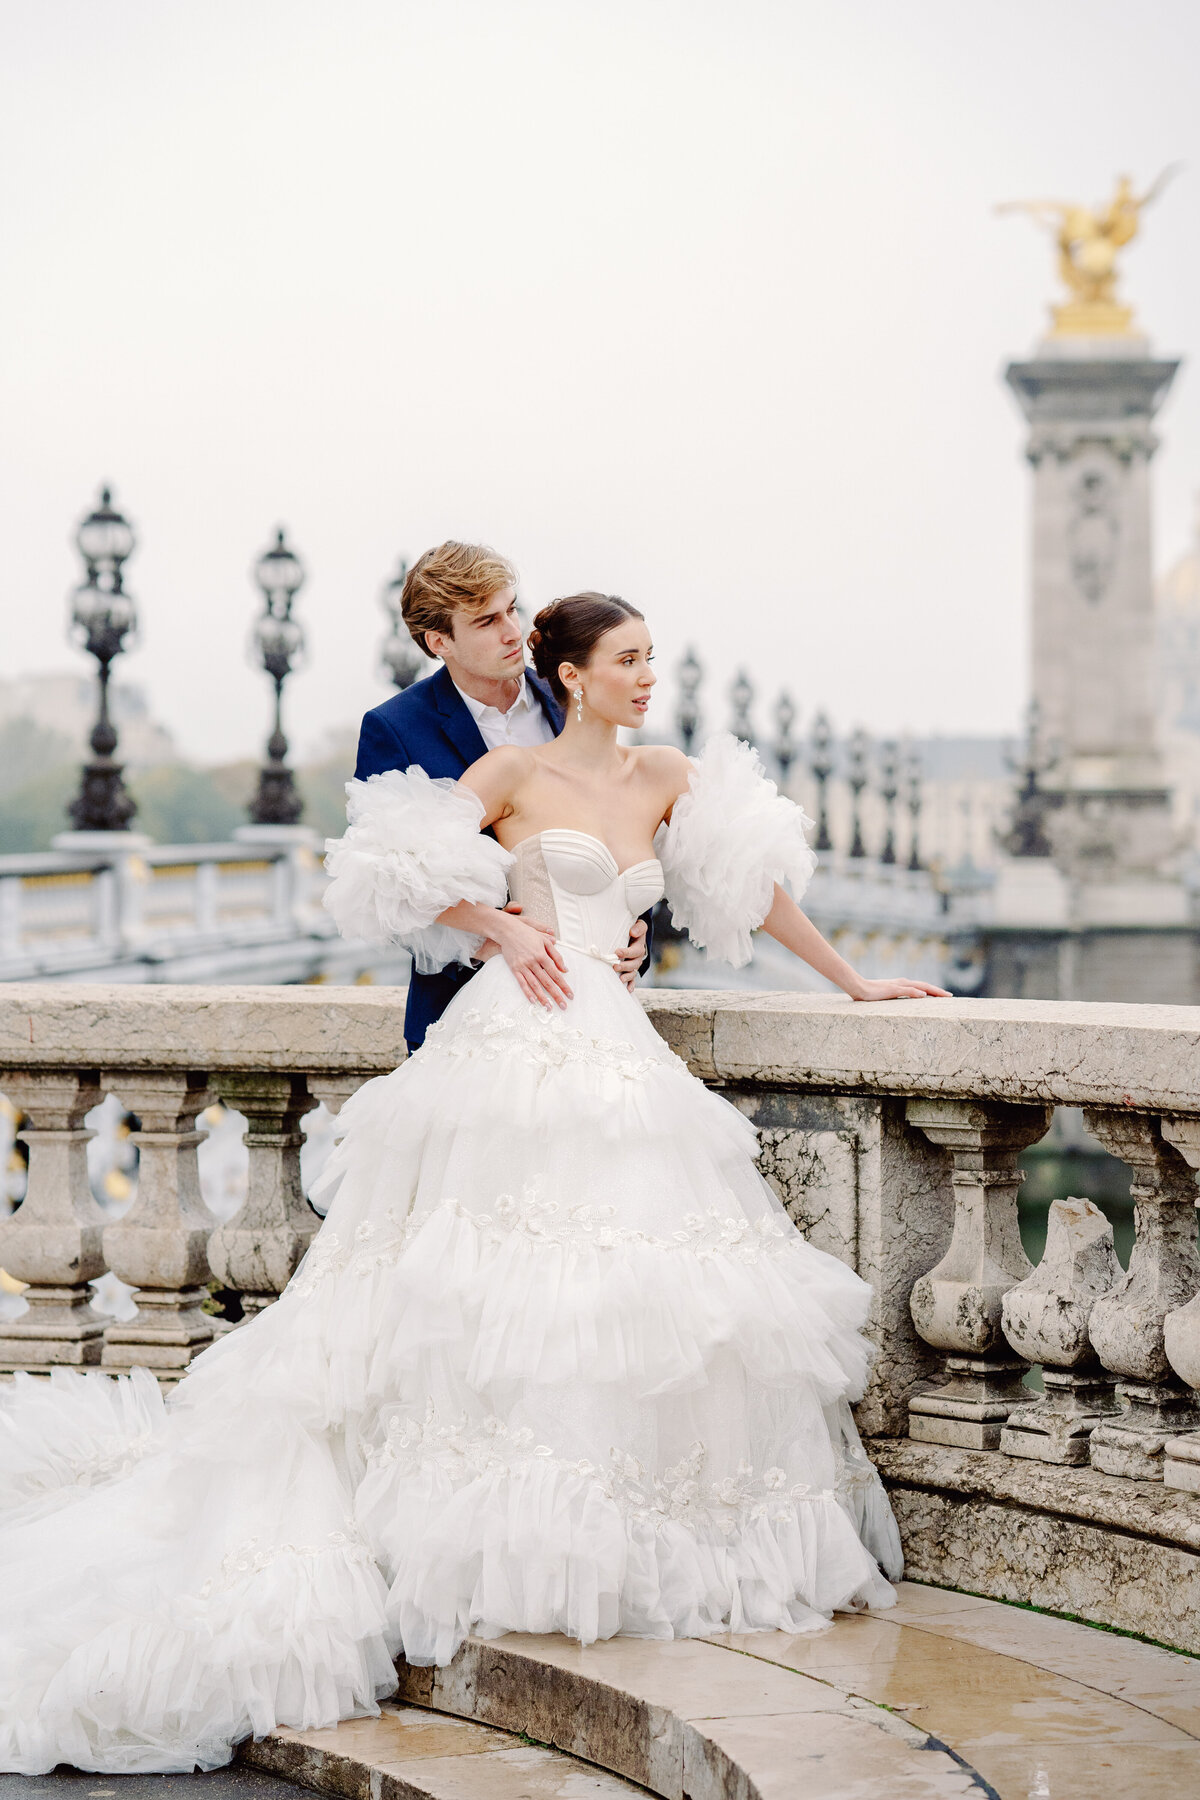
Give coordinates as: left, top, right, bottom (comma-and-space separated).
0, 592, 946, 1775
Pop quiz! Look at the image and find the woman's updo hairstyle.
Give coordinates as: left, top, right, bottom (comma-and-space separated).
528, 593, 645, 704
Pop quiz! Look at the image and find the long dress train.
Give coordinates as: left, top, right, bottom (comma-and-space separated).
0, 734, 901, 1774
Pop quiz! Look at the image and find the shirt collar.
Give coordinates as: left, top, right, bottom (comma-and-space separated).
453, 674, 533, 723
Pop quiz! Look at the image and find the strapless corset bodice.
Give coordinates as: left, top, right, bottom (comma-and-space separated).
507, 830, 664, 961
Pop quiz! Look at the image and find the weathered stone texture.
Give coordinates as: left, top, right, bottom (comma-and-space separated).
5, 988, 1200, 1115
723, 1088, 952, 1436
873, 1436, 1200, 1654
1001, 1196, 1122, 1464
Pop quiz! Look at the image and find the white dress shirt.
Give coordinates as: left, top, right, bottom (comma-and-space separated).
453, 674, 555, 751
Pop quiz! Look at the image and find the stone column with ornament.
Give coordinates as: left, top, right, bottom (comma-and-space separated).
1086, 1110, 1200, 1478
1000, 1195, 1122, 1463
100, 1071, 219, 1377
207, 1073, 321, 1315
989, 176, 1197, 1003
0, 1072, 108, 1369
1160, 1115, 1200, 1491
906, 1097, 1052, 1448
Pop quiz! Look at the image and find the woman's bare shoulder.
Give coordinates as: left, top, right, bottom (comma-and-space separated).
459, 746, 539, 819
630, 743, 693, 793
462, 744, 538, 784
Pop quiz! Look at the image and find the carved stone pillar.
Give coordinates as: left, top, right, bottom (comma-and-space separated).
1158, 1116, 1200, 1492
1085, 1110, 1200, 1480
207, 1074, 319, 1315
907, 1098, 1052, 1448
305, 1076, 365, 1118
1001, 1196, 1121, 1463
100, 1071, 218, 1376
0, 1072, 107, 1369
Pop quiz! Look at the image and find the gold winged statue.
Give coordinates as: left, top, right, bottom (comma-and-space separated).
997, 167, 1180, 336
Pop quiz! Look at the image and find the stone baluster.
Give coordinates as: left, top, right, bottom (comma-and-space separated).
0, 1072, 107, 1369
305, 1075, 366, 1118
1085, 1109, 1200, 1480
207, 1073, 320, 1315
100, 1071, 218, 1377
906, 1098, 1052, 1448
1158, 1116, 1200, 1492
1000, 1196, 1121, 1463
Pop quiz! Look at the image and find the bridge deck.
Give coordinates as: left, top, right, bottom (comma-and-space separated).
247, 1581, 1200, 1799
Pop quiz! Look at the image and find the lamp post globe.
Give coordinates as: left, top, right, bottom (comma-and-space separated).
847, 727, 870, 860
809, 711, 835, 852
66, 485, 140, 833
247, 527, 306, 827
76, 487, 136, 577
380, 557, 425, 691
675, 647, 703, 755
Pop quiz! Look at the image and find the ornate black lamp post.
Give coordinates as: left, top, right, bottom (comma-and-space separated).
675, 648, 703, 754
67, 487, 139, 833
905, 746, 924, 870
772, 691, 798, 785
729, 668, 755, 744
1002, 702, 1057, 858
847, 727, 869, 858
879, 738, 900, 865
808, 711, 834, 852
247, 528, 306, 827
380, 557, 425, 690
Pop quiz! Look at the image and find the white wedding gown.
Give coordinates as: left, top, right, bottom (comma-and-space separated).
0, 736, 901, 1775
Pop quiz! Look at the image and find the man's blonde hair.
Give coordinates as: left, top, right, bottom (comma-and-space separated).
401, 541, 518, 657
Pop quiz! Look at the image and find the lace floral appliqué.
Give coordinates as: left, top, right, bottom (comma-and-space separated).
365, 1403, 884, 1537
422, 1007, 683, 1082
286, 1187, 798, 1299
196, 1520, 374, 1599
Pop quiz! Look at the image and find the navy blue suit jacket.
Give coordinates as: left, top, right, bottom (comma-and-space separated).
353, 664, 563, 1051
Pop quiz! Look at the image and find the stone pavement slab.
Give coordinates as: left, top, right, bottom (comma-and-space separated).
393, 1629, 993, 1797
238, 1581, 1200, 1800
0, 1768, 300, 1800
716, 1581, 1200, 1796
248, 1703, 643, 1800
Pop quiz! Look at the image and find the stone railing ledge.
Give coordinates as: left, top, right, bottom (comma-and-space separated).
3, 985, 1200, 1111
643, 990, 1200, 1113
0, 983, 411, 1077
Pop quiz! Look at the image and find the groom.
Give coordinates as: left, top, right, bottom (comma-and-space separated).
355, 540, 650, 1053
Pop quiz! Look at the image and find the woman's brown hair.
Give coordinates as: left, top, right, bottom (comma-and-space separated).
527, 593, 644, 704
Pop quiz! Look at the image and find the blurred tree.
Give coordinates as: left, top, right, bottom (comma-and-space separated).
298, 746, 356, 841
0, 719, 355, 852
0, 718, 79, 850
129, 765, 244, 844
0, 765, 79, 853
0, 717, 76, 790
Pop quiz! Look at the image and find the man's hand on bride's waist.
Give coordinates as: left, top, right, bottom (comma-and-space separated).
480, 903, 573, 1009
614, 918, 648, 993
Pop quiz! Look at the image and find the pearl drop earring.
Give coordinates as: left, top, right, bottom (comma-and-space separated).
573, 688, 584, 724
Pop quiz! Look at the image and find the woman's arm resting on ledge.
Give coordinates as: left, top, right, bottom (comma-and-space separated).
760, 884, 951, 1002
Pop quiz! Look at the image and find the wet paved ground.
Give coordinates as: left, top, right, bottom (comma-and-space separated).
0, 1769, 302, 1800
5, 1586, 1199, 1798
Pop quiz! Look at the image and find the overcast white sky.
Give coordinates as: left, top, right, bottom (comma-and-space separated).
3, 0, 1200, 764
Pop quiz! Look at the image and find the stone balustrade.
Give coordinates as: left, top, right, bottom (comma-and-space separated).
0, 839, 404, 986
3, 984, 1200, 1649
2, 843, 976, 992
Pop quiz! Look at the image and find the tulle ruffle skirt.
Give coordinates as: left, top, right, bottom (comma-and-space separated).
0, 954, 900, 1773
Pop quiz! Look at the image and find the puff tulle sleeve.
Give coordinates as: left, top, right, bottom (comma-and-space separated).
322, 767, 513, 973
655, 733, 817, 967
